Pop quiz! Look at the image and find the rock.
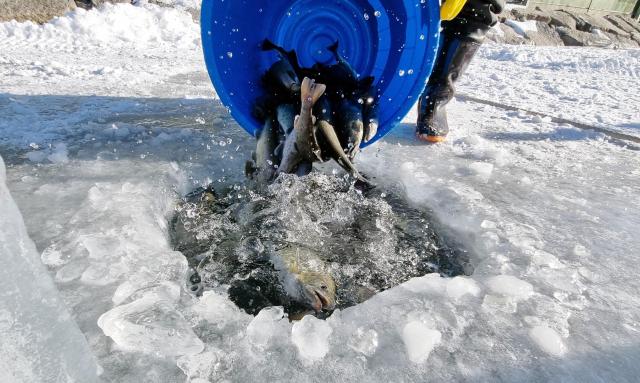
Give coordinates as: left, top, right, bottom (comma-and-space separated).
548, 10, 577, 30
601, 32, 640, 48
0, 0, 77, 23
614, 14, 640, 33
604, 15, 640, 44
556, 26, 611, 47
90, 0, 131, 6
572, 12, 631, 37
525, 22, 564, 46
514, 8, 552, 24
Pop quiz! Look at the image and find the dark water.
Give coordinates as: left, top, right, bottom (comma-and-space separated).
169, 173, 473, 317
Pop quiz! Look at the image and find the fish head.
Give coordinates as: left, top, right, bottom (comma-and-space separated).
265, 59, 301, 95
297, 271, 337, 313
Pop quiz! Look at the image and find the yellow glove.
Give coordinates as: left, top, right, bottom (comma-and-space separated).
440, 0, 467, 21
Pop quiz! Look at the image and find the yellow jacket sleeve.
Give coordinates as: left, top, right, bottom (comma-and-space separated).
440, 0, 467, 21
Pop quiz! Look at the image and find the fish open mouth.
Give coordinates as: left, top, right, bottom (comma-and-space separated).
306, 287, 335, 312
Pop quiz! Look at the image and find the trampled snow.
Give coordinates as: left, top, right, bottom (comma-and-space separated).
1, 3, 640, 382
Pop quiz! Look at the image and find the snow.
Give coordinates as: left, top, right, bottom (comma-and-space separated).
505, 20, 538, 37
529, 325, 567, 357
1, 2, 640, 382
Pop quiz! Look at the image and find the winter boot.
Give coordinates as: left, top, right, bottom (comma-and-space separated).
417, 0, 504, 142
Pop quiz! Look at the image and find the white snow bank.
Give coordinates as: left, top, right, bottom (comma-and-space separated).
0, 2, 200, 49
529, 325, 567, 357
505, 20, 538, 37
0, 155, 100, 383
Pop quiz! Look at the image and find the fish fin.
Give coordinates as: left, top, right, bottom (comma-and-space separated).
261, 38, 285, 55
359, 76, 375, 91
327, 40, 339, 56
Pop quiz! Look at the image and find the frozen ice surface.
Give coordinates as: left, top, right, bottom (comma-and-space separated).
0, 155, 99, 383
402, 321, 442, 364
291, 315, 333, 364
1, 3, 640, 382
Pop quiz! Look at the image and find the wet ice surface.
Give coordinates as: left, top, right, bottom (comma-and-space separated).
3, 96, 640, 382
1, 3, 640, 382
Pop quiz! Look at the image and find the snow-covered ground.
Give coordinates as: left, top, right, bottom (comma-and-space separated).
1, 3, 639, 382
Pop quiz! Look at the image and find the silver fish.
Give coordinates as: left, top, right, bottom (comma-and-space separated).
278, 77, 326, 175
316, 120, 372, 185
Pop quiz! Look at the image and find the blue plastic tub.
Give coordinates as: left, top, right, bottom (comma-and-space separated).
201, 0, 441, 147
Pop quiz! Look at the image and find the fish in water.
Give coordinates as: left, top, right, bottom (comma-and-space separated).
169, 175, 474, 319
278, 77, 326, 175
229, 244, 337, 319
169, 185, 338, 318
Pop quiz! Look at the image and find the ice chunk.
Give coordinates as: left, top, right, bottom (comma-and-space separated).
192, 290, 248, 329
402, 273, 446, 294
246, 306, 289, 349
291, 315, 333, 364
486, 275, 534, 301
446, 277, 482, 301
402, 321, 442, 363
0, 155, 100, 382
529, 325, 567, 357
97, 283, 204, 357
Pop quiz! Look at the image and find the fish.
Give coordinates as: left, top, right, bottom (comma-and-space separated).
223, 243, 336, 318
323, 41, 375, 98
274, 245, 337, 315
335, 98, 364, 160
362, 85, 380, 142
278, 77, 326, 175
261, 39, 304, 81
246, 117, 282, 183
316, 119, 372, 185
260, 45, 301, 100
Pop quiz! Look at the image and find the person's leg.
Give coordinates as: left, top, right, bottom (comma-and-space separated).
416, 0, 504, 142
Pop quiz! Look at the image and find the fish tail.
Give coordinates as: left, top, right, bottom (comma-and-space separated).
300, 77, 326, 106
261, 39, 288, 57
327, 40, 344, 63
327, 40, 339, 55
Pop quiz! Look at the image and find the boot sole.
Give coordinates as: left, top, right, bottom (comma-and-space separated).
416, 133, 447, 143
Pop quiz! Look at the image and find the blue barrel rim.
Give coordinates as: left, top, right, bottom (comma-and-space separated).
200, 0, 441, 148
